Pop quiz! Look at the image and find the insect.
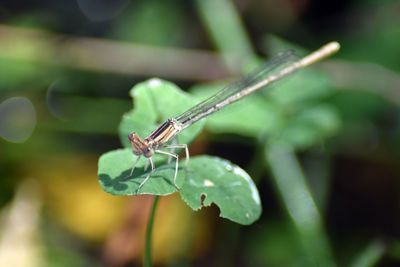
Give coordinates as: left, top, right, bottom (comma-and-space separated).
127, 42, 340, 193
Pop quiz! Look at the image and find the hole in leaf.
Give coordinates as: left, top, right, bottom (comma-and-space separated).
200, 193, 207, 207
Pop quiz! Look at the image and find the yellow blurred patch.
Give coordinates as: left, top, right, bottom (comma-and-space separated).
26, 153, 215, 264
152, 194, 213, 263
27, 154, 129, 242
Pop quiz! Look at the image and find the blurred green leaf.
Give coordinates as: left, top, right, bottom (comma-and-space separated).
265, 142, 335, 265
43, 96, 130, 134
0, 58, 47, 90
339, 16, 400, 71
350, 240, 385, 267
388, 240, 400, 260
111, 0, 188, 47
269, 68, 333, 105
7, 10, 58, 29
277, 104, 341, 149
328, 91, 388, 122
247, 220, 306, 266
45, 242, 92, 267
195, 0, 257, 71
189, 65, 340, 149
263, 34, 308, 56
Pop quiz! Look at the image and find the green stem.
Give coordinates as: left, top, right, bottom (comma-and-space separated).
144, 195, 160, 267
265, 142, 335, 266
195, 0, 258, 72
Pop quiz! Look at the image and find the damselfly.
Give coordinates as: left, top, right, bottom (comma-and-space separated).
127, 42, 340, 193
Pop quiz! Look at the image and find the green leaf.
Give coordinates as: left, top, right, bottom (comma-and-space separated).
180, 156, 261, 225
277, 104, 341, 149
98, 151, 262, 225
98, 148, 183, 195
119, 78, 204, 163
99, 78, 262, 224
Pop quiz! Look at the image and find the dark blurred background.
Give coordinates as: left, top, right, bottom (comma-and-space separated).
1, 0, 400, 266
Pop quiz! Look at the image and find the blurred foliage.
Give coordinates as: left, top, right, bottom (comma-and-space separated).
111, 0, 192, 47
189, 64, 340, 150
1, 0, 400, 266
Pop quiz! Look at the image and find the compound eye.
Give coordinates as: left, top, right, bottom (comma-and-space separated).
128, 132, 136, 142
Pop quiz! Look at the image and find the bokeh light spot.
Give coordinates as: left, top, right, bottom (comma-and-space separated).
0, 97, 36, 143
77, 0, 130, 22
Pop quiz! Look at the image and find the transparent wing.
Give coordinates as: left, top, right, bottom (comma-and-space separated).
175, 50, 298, 129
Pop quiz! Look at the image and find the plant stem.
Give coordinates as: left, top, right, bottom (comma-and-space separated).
144, 195, 160, 267
195, 0, 257, 72
265, 142, 335, 266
